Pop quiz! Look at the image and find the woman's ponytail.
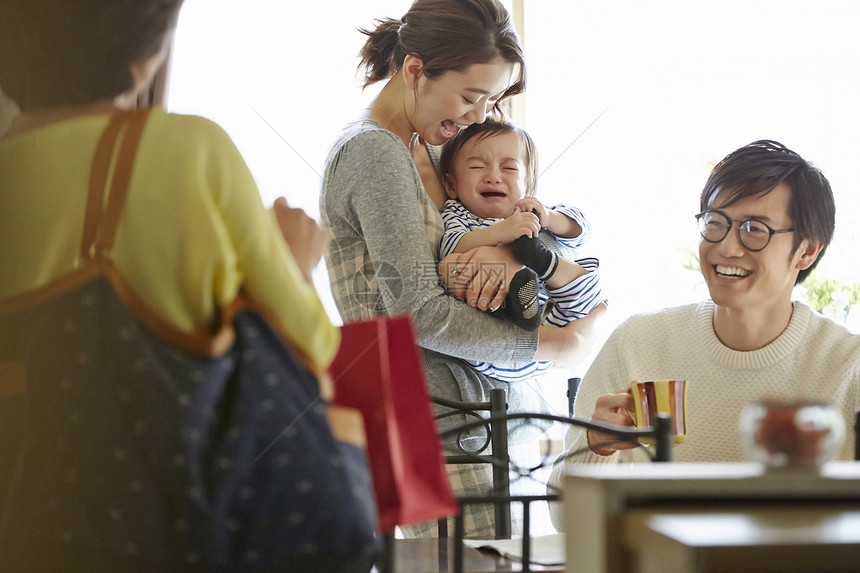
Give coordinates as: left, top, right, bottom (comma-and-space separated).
355, 0, 525, 104
357, 18, 404, 88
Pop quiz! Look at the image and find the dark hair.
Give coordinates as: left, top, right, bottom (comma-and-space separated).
440, 119, 537, 196
357, 0, 525, 113
700, 139, 835, 285
0, 0, 184, 112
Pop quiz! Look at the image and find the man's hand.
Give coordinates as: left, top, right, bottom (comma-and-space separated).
587, 387, 639, 456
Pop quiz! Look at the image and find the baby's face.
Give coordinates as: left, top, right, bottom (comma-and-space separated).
444, 131, 527, 219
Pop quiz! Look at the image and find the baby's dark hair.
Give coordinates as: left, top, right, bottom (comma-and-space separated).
357, 0, 525, 114
440, 119, 538, 196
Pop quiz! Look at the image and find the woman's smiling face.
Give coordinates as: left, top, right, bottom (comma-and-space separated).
410, 57, 514, 146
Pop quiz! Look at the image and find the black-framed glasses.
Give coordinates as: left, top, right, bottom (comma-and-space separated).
695, 209, 794, 252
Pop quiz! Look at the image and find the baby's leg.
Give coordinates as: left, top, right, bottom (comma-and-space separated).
510, 234, 558, 281
511, 233, 590, 290
542, 258, 589, 290
543, 258, 602, 327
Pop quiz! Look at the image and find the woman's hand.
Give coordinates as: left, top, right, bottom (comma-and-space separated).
272, 197, 329, 283
438, 245, 525, 312
586, 388, 638, 456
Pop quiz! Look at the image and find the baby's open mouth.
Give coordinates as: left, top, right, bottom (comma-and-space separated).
481, 191, 506, 198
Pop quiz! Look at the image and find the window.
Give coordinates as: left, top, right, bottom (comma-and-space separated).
519, 1, 860, 464
169, 0, 860, 385
170, 0, 859, 336
521, 0, 860, 338
168, 0, 860, 538
169, 0, 519, 325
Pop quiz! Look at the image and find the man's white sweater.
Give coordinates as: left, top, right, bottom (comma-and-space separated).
549, 300, 860, 530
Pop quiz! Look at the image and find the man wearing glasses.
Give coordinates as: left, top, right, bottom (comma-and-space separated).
549, 140, 860, 528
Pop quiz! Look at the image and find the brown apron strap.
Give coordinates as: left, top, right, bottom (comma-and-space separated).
95, 109, 150, 253
81, 111, 130, 259
80, 109, 151, 259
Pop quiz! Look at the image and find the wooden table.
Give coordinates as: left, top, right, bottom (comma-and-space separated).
388, 538, 563, 573
624, 505, 860, 573
562, 462, 860, 573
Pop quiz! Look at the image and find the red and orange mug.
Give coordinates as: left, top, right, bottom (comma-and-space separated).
629, 380, 688, 445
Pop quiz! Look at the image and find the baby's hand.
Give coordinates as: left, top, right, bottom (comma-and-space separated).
496, 208, 540, 243
515, 197, 549, 227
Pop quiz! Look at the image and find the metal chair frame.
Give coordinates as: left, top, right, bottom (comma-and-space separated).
437, 412, 676, 573
401, 402, 860, 573
432, 388, 511, 538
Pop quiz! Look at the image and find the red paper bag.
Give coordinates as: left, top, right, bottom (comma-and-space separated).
329, 315, 459, 532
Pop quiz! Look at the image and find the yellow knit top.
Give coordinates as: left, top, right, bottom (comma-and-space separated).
0, 108, 339, 371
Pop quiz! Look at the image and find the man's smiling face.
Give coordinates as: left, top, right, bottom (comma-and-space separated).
698, 183, 809, 313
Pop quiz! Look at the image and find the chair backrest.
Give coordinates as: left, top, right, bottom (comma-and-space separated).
567, 377, 582, 417
855, 409, 860, 461
432, 388, 512, 538
437, 412, 675, 573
